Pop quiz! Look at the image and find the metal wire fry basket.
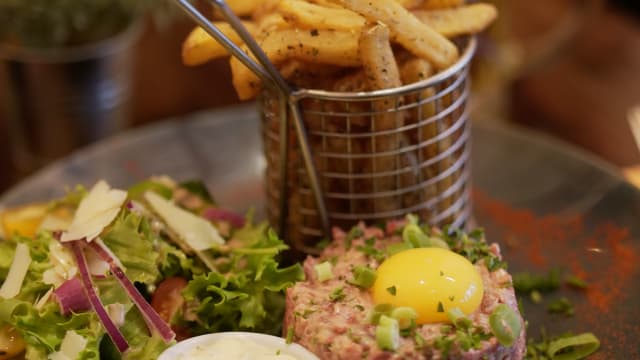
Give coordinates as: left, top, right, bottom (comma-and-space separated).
173, 0, 476, 255
263, 38, 477, 254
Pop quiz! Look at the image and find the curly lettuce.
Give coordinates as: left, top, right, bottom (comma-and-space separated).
183, 225, 304, 335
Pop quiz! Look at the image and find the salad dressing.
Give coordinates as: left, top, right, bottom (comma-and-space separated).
182, 337, 299, 360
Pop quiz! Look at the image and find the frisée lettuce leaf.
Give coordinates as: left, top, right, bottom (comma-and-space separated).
183, 224, 304, 336
101, 212, 161, 285
0, 241, 15, 281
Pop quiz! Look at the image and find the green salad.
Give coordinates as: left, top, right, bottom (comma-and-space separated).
0, 178, 303, 359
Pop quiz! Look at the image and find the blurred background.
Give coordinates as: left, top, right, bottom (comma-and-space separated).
0, 0, 639, 194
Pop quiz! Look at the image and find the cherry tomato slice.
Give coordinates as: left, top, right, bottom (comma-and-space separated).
151, 277, 190, 339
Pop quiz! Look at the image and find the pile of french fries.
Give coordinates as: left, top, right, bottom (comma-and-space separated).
182, 0, 497, 100
182, 0, 497, 248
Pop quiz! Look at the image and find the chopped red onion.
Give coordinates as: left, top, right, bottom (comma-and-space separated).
69, 242, 129, 353
54, 277, 91, 315
202, 207, 245, 228
88, 241, 175, 343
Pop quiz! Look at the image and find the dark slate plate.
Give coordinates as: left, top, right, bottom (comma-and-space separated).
2, 104, 638, 358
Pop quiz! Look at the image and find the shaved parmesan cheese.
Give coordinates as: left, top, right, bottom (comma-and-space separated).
94, 238, 125, 270
43, 242, 78, 287
144, 191, 224, 251
106, 303, 127, 327
39, 214, 72, 232
0, 243, 32, 299
61, 180, 127, 243
85, 245, 110, 277
35, 287, 54, 310
42, 269, 65, 288
48, 330, 88, 360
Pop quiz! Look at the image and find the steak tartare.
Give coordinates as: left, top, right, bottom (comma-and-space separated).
284, 220, 526, 359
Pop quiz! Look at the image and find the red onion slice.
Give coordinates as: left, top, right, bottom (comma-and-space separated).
69, 242, 129, 353
54, 277, 91, 315
88, 241, 175, 343
202, 207, 245, 228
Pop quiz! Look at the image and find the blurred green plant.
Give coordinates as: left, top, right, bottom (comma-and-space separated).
0, 0, 175, 48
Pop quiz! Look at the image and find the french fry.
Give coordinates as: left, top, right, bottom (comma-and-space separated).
399, 58, 438, 213
419, 0, 464, 10
331, 69, 368, 93
278, 0, 366, 31
336, 0, 459, 69
279, 60, 344, 89
307, 0, 346, 9
218, 0, 260, 16
394, 0, 425, 9
257, 12, 291, 32
182, 22, 257, 66
359, 23, 403, 213
230, 28, 361, 100
180, 0, 498, 245
359, 25, 402, 90
252, 0, 281, 21
413, 4, 498, 38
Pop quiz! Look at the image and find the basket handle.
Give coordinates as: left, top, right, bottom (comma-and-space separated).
172, 0, 332, 240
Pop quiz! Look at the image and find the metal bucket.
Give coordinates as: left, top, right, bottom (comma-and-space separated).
0, 22, 141, 177
262, 37, 476, 254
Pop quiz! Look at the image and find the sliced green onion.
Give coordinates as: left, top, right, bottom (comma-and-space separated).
405, 214, 420, 225
402, 224, 449, 250
348, 265, 376, 289
446, 308, 471, 329
403, 224, 430, 248
314, 261, 333, 282
370, 303, 393, 325
427, 236, 450, 250
376, 315, 400, 351
547, 333, 600, 360
489, 304, 522, 347
391, 306, 417, 330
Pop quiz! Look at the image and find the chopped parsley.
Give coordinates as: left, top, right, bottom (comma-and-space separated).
437, 301, 444, 313
547, 297, 574, 317
415, 332, 426, 349
315, 238, 330, 250
356, 237, 386, 262
286, 325, 295, 344
386, 286, 397, 296
512, 269, 561, 294
441, 227, 506, 271
329, 287, 346, 302
530, 290, 543, 304
345, 226, 364, 250
565, 275, 589, 289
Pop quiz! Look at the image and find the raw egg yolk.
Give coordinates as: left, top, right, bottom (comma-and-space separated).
372, 247, 484, 324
